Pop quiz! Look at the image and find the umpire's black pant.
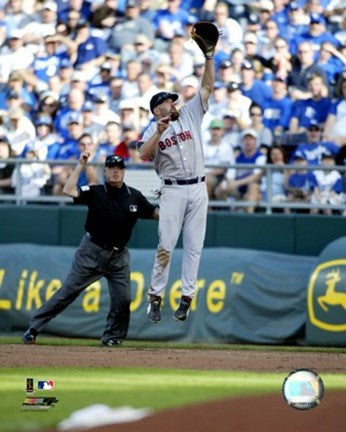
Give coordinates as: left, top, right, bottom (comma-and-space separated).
29, 235, 131, 342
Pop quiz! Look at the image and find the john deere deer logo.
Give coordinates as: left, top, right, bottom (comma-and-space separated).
317, 269, 346, 312
308, 260, 346, 332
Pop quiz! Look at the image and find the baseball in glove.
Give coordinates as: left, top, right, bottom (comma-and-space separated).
190, 21, 220, 60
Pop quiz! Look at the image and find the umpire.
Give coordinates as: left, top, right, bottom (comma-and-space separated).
23, 151, 159, 346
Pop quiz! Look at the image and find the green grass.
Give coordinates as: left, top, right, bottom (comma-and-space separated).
1, 367, 346, 432
1, 337, 345, 431
2, 335, 346, 353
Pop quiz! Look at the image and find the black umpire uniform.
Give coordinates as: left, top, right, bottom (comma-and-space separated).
23, 154, 158, 346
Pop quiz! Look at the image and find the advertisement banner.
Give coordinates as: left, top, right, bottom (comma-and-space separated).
0, 244, 316, 343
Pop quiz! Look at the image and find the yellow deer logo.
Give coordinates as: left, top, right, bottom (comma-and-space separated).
317, 269, 346, 312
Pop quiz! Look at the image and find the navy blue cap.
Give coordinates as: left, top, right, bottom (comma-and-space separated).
105, 154, 125, 168
310, 13, 326, 25
308, 119, 320, 130
149, 91, 178, 114
219, 60, 232, 69
241, 59, 254, 70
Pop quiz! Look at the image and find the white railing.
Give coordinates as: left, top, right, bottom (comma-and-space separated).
1, 158, 346, 215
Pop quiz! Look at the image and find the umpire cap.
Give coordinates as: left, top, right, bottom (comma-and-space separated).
150, 92, 179, 114
105, 155, 125, 169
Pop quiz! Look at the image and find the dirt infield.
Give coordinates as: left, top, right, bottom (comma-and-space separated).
1, 344, 345, 372
2, 345, 345, 432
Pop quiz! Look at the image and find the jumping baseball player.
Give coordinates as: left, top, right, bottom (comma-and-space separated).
139, 22, 219, 323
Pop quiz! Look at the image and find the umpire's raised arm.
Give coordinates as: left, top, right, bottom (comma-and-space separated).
63, 151, 90, 198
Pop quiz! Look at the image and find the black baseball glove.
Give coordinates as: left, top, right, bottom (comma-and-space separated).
190, 21, 220, 59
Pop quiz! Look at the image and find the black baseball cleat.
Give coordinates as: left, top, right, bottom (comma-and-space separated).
100, 339, 123, 347
174, 297, 191, 322
147, 294, 162, 323
22, 328, 37, 344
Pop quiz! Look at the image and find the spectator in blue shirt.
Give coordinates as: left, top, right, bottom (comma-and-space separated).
32, 34, 67, 89
215, 128, 266, 213
291, 13, 340, 57
316, 42, 346, 91
74, 20, 107, 69
286, 151, 315, 212
152, 0, 190, 47
281, 2, 308, 44
289, 73, 332, 133
263, 75, 293, 134
240, 59, 272, 108
291, 121, 339, 165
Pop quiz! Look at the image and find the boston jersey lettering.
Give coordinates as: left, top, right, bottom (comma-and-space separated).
159, 130, 193, 151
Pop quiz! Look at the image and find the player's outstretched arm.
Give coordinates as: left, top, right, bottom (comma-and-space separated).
200, 57, 215, 104
63, 152, 89, 198
190, 21, 218, 105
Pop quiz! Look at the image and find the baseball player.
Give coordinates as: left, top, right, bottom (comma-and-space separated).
22, 153, 159, 346
139, 22, 219, 323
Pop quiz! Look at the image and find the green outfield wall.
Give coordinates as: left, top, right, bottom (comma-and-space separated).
1, 205, 346, 255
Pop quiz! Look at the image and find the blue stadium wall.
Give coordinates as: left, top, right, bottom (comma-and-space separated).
1, 204, 346, 255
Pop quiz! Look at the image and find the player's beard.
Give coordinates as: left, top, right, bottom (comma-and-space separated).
170, 110, 180, 121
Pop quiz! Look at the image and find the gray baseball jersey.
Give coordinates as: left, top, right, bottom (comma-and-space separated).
142, 92, 207, 179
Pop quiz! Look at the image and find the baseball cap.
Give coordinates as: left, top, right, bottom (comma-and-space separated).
259, 0, 274, 11
321, 151, 334, 159
241, 128, 258, 139
105, 155, 125, 169
60, 58, 72, 68
82, 101, 94, 112
308, 119, 320, 130
8, 28, 24, 39
149, 91, 179, 114
71, 71, 85, 82
181, 76, 199, 88
134, 34, 150, 45
93, 92, 108, 103
8, 107, 23, 119
214, 81, 225, 90
126, 0, 139, 7
289, 2, 300, 10
7, 90, 20, 99
310, 13, 326, 26
244, 32, 258, 44
100, 61, 112, 71
67, 111, 83, 124
219, 60, 232, 69
292, 150, 307, 160
227, 81, 240, 92
209, 119, 224, 129
41, 1, 57, 12
35, 115, 53, 126
241, 60, 254, 70
248, 14, 260, 25
8, 70, 22, 81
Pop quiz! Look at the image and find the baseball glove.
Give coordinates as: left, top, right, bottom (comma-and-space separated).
191, 21, 220, 59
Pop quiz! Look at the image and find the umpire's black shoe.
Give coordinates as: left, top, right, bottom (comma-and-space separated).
100, 339, 123, 347
147, 294, 162, 323
174, 297, 191, 322
22, 328, 37, 344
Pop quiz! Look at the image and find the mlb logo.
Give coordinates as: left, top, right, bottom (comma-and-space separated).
37, 380, 54, 390
130, 205, 138, 212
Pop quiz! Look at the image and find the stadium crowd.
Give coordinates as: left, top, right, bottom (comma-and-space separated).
0, 0, 345, 213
